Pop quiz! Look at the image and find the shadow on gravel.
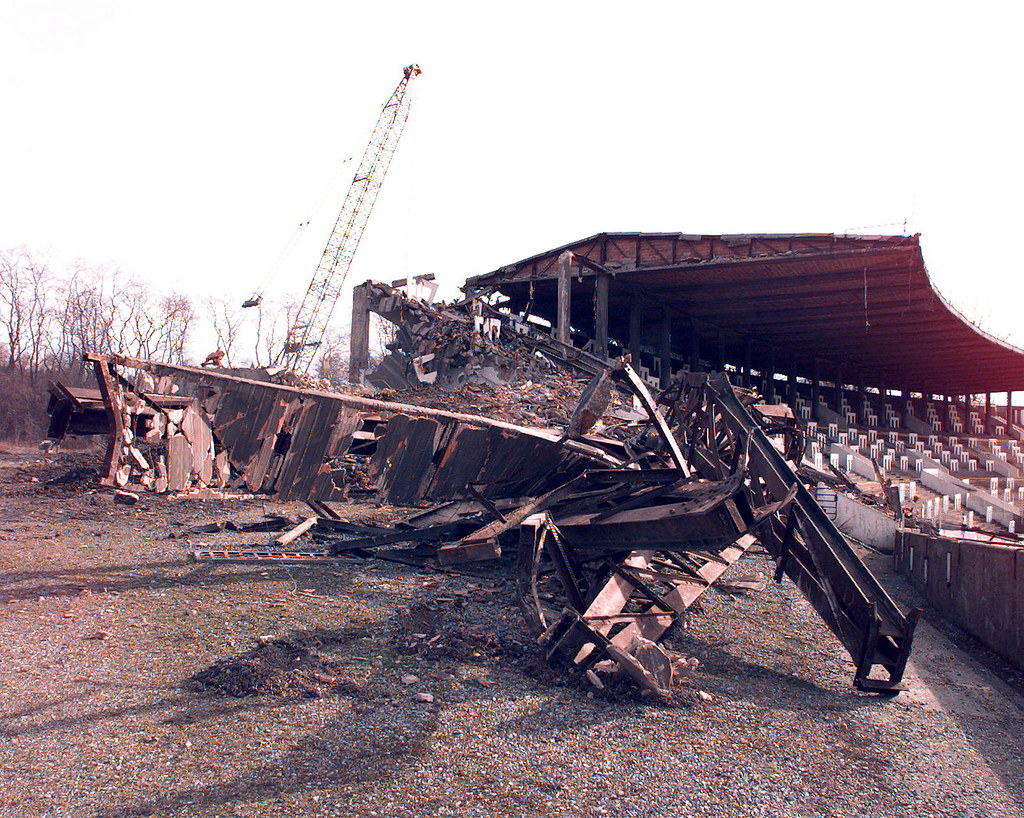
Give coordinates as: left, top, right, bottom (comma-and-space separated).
97, 705, 442, 818
861, 556, 1024, 805
0, 561, 300, 602
97, 628, 445, 818
0, 688, 290, 740
0, 558, 183, 584
675, 634, 873, 712
0, 626, 375, 740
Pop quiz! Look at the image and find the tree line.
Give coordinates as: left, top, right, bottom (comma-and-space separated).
0, 247, 350, 441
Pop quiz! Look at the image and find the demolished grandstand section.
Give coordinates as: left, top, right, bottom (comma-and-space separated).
50, 230, 1024, 698
51, 340, 918, 697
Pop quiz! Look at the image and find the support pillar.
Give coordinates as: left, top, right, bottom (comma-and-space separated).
349, 282, 371, 383
593, 273, 610, 360
766, 348, 776, 403
788, 354, 798, 407
812, 358, 821, 421
742, 339, 751, 389
556, 251, 572, 346
628, 296, 643, 364
986, 392, 992, 434
659, 308, 673, 388
833, 365, 844, 414
688, 320, 700, 371
717, 332, 726, 375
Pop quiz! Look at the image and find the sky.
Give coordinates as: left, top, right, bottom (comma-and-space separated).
1, 1, 1022, 361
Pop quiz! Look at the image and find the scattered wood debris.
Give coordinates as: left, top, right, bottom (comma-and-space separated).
44, 314, 921, 698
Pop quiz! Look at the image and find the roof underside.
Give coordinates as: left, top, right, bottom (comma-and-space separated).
464, 232, 1024, 395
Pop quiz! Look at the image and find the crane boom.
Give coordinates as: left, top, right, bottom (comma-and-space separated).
282, 64, 421, 372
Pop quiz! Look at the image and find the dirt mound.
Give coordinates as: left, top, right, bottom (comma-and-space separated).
392, 599, 533, 665
185, 637, 368, 699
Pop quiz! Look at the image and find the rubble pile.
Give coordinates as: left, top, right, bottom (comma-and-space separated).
50, 348, 920, 698
362, 281, 541, 390
45, 283, 919, 699
376, 373, 616, 430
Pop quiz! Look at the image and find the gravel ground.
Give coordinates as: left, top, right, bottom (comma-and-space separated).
2, 450, 1023, 818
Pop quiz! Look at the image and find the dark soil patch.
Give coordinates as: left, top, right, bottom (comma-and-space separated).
391, 599, 533, 664
185, 634, 370, 699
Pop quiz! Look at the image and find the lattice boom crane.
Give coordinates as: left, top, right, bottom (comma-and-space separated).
282, 64, 421, 372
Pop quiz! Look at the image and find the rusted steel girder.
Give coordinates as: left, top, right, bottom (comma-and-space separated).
673, 372, 920, 692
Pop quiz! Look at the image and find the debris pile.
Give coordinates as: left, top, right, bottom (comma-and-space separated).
359, 279, 612, 391
45, 280, 921, 698
51, 345, 919, 698
363, 280, 532, 390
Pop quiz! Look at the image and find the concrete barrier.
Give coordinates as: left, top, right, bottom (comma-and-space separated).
817, 489, 897, 551
896, 531, 1023, 669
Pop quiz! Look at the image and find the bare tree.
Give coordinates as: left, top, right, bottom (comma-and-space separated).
316, 328, 351, 385
156, 293, 195, 363
0, 249, 199, 439
205, 296, 245, 366
251, 296, 300, 368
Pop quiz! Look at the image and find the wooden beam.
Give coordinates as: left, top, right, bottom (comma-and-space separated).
91, 358, 125, 486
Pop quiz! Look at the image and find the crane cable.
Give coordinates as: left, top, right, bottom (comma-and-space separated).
242, 155, 355, 309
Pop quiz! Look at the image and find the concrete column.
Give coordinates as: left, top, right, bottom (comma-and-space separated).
788, 354, 798, 406
659, 308, 673, 388
593, 273, 610, 359
628, 296, 643, 363
717, 332, 726, 374
349, 282, 371, 383
556, 251, 573, 346
688, 320, 700, 371
742, 339, 751, 389
812, 358, 821, 421
986, 392, 992, 434
833, 365, 844, 413
766, 348, 776, 402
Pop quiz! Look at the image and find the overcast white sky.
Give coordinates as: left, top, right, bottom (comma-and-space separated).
1, 1, 1022, 359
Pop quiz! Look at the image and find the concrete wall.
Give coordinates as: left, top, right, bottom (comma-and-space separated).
816, 487, 898, 551
896, 531, 1024, 670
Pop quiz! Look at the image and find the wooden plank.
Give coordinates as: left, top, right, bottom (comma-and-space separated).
273, 516, 318, 547
213, 451, 231, 487
181, 404, 214, 484
377, 415, 443, 504
286, 399, 343, 501
556, 250, 572, 345
274, 398, 327, 500
167, 433, 191, 492
244, 396, 289, 491
227, 388, 278, 466
91, 359, 125, 486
